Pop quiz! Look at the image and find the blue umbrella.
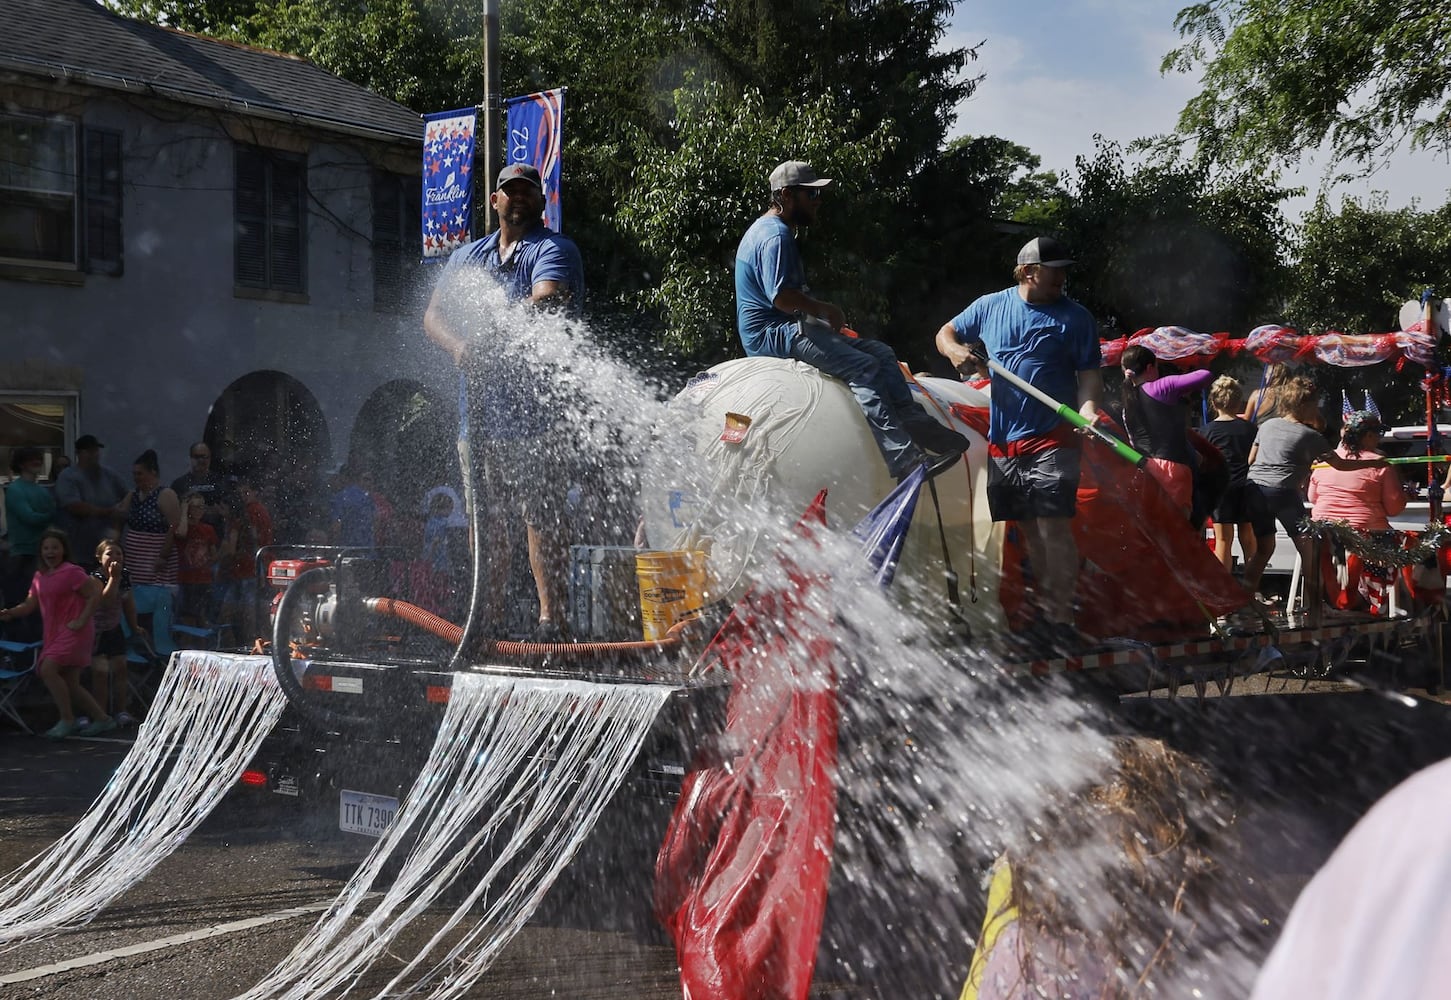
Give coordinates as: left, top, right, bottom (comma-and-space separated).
850, 463, 925, 587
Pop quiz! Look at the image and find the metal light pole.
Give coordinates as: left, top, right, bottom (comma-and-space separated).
480, 0, 500, 234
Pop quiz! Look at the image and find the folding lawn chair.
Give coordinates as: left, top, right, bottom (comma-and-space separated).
0, 638, 43, 735
125, 630, 165, 711
170, 622, 237, 651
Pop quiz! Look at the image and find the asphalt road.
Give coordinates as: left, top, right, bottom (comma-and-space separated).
2, 680, 1450, 1000
0, 733, 689, 1000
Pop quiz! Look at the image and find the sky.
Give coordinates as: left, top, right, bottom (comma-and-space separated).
944, 0, 1451, 219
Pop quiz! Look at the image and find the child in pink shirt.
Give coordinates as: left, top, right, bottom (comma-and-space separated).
0, 528, 111, 738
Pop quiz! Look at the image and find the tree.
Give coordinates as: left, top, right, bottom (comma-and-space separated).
1277, 195, 1451, 426
1042, 140, 1293, 337
108, 0, 987, 361
1287, 194, 1451, 335
105, 0, 483, 113
888, 136, 1066, 366
1163, 1, 1451, 175
615, 82, 893, 359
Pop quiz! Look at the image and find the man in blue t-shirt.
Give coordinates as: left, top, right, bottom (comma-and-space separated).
935, 237, 1103, 647
734, 160, 968, 480
424, 163, 584, 642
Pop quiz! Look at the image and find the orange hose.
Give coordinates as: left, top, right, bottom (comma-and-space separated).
363, 597, 687, 658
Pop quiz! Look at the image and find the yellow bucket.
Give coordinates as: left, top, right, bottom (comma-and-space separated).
635, 550, 708, 641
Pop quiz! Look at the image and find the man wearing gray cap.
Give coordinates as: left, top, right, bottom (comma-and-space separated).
424, 162, 584, 643
734, 160, 969, 480
934, 237, 1102, 649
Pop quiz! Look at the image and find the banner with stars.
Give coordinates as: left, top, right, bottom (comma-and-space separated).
504, 89, 564, 231
421, 108, 477, 259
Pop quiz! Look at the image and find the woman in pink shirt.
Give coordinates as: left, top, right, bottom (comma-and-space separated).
1308, 411, 1406, 531
1119, 345, 1215, 514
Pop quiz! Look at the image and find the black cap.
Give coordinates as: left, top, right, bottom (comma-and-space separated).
1017, 236, 1075, 267
75, 434, 104, 450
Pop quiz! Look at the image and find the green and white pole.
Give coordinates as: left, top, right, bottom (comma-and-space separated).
987, 360, 1147, 468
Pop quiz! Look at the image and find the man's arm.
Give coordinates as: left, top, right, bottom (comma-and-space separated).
529, 236, 583, 312
529, 279, 572, 309
424, 279, 468, 366
1076, 368, 1104, 421
55, 473, 106, 520
936, 321, 979, 372
772, 288, 845, 331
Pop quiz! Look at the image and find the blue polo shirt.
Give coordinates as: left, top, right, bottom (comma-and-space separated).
949, 287, 1100, 444
735, 215, 805, 357
446, 225, 584, 312
445, 224, 584, 437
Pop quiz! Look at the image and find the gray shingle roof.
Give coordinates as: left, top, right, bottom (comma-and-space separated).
0, 0, 422, 143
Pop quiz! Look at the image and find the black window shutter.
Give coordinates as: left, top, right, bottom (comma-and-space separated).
372, 170, 421, 312
83, 128, 123, 275
270, 155, 305, 292
234, 147, 268, 287
372, 171, 401, 310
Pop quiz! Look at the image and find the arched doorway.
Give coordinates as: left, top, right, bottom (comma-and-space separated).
203, 371, 330, 540
348, 379, 457, 520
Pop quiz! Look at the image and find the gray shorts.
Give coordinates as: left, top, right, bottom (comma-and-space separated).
986, 448, 1081, 521
477, 437, 565, 529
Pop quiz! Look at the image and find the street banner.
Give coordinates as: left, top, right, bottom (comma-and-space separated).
504, 89, 564, 230
421, 108, 477, 259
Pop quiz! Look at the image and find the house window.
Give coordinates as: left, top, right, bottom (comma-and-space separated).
235, 145, 306, 293
0, 114, 78, 267
0, 392, 76, 483
372, 170, 421, 312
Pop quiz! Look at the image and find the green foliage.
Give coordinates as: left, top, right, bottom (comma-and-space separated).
1278, 194, 1451, 426
104, 0, 259, 33
615, 83, 892, 358
1286, 195, 1451, 335
105, 0, 482, 111
1045, 139, 1293, 335
1164, 0, 1451, 174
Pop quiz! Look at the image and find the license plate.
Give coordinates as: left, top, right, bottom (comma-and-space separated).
339, 789, 398, 837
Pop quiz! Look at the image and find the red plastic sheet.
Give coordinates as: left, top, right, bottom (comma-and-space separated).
1000, 430, 1249, 639
656, 493, 840, 1000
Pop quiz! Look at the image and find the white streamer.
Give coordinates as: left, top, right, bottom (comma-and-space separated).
237, 673, 674, 1000
0, 652, 286, 948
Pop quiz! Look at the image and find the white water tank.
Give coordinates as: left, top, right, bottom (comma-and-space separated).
639, 357, 1006, 635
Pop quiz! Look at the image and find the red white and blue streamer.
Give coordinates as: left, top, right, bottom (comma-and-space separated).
1099, 323, 1439, 370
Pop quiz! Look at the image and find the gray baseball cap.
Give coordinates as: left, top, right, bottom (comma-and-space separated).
496, 163, 543, 191
1017, 236, 1075, 267
769, 160, 832, 192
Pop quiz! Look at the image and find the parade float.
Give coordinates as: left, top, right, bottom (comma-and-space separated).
221, 304, 1451, 997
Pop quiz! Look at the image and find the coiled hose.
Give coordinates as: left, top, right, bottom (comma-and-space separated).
364, 597, 689, 657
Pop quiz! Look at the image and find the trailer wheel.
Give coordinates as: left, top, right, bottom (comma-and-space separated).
271, 566, 375, 733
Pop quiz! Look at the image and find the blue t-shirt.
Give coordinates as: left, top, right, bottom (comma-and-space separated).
444, 224, 584, 438
735, 214, 806, 358
949, 287, 1100, 444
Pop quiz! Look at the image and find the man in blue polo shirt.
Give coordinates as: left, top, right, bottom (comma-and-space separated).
735, 160, 968, 480
935, 237, 1102, 649
424, 163, 584, 642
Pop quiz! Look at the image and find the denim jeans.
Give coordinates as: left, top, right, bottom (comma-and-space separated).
786, 319, 918, 476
